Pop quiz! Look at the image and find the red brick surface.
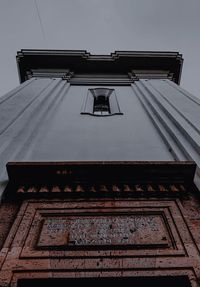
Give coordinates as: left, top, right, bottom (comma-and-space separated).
0, 195, 200, 287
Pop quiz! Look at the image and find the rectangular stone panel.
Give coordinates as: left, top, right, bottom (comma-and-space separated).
37, 220, 69, 248
37, 214, 169, 249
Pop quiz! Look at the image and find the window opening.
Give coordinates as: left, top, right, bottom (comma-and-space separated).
93, 95, 110, 115
81, 88, 123, 116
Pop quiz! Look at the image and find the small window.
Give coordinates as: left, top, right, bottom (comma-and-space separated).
81, 88, 123, 116
93, 95, 110, 115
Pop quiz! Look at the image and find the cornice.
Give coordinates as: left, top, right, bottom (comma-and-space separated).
4, 161, 195, 200
16, 49, 183, 84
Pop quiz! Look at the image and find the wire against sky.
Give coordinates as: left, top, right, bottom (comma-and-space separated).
34, 0, 46, 43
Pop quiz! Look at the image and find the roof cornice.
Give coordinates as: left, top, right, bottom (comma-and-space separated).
16, 49, 183, 84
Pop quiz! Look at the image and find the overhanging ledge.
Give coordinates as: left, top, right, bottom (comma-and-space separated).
16, 50, 183, 84
3, 161, 196, 200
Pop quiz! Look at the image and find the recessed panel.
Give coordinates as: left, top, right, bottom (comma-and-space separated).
37, 214, 169, 249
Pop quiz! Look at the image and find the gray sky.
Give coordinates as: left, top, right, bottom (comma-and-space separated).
0, 0, 200, 98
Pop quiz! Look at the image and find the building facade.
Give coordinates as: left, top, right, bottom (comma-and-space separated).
0, 50, 200, 286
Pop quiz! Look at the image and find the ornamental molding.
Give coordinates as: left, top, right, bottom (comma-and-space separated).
16, 49, 183, 84
3, 161, 196, 200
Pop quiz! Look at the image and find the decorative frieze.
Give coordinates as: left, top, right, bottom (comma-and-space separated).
16, 183, 186, 195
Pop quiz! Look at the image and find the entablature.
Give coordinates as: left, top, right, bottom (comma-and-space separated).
16, 50, 183, 84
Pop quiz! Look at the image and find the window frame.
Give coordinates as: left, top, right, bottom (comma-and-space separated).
81, 87, 123, 117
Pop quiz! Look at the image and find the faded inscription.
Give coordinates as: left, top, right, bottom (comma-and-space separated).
37, 215, 169, 248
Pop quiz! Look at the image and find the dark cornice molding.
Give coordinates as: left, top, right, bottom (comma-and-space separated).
3, 161, 196, 200
6, 160, 195, 183
16, 49, 183, 84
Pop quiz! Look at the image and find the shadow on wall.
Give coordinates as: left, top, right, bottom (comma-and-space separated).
18, 276, 191, 287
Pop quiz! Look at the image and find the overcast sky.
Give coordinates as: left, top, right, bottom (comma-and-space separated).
0, 0, 200, 98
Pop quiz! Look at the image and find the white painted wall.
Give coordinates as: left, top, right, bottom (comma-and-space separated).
1, 77, 200, 196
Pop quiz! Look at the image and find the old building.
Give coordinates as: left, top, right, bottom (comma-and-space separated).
0, 50, 200, 286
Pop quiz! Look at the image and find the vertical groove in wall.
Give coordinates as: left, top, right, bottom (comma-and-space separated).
134, 79, 200, 189
148, 80, 200, 139
0, 78, 53, 135
22, 81, 70, 161
0, 79, 70, 191
140, 80, 200, 156
132, 82, 187, 161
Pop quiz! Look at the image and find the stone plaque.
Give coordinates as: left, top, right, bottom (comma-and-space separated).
37, 215, 169, 249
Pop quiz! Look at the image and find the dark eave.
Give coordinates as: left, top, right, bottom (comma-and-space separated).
16, 49, 183, 84
7, 160, 195, 183
3, 161, 196, 201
